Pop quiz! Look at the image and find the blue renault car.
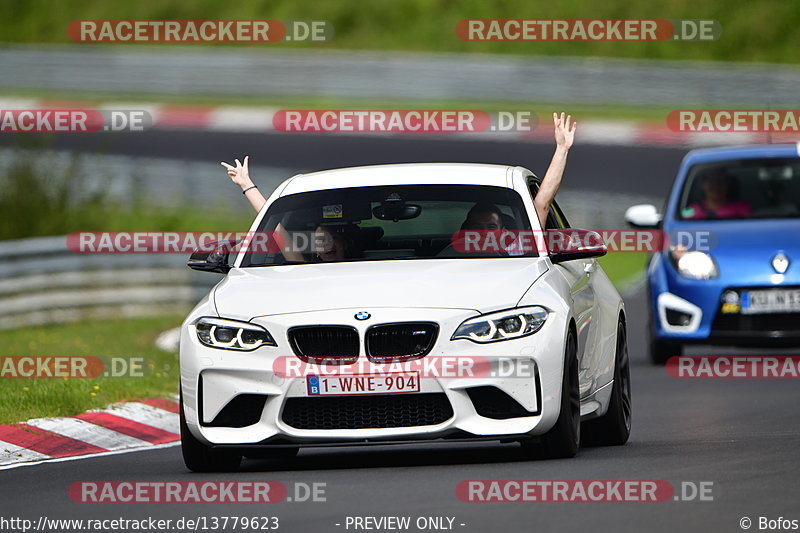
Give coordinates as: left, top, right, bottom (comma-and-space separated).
626, 144, 800, 364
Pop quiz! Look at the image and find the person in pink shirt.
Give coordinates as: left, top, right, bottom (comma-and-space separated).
684, 169, 752, 219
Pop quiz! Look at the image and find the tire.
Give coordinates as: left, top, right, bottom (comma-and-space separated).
582, 320, 632, 446
180, 392, 242, 473
646, 294, 683, 365
649, 331, 682, 365
520, 328, 580, 459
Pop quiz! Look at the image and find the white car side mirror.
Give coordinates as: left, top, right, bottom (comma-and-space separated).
625, 204, 662, 228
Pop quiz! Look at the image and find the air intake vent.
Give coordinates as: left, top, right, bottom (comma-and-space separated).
282, 393, 453, 430
466, 386, 539, 419
365, 322, 438, 362
203, 394, 268, 428
288, 325, 359, 364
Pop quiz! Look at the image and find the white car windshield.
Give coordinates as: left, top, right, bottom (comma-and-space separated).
240, 184, 537, 266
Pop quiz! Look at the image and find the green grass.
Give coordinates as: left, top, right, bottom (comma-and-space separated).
599, 251, 648, 289
1, 200, 254, 241
1, 0, 799, 64
0, 315, 182, 425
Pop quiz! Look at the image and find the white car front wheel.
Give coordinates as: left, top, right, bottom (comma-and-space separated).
582, 319, 632, 446
180, 391, 242, 473
520, 328, 580, 459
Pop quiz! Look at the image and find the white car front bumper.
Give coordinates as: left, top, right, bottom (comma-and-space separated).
180, 307, 567, 447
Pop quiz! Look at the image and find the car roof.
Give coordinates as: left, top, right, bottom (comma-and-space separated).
684, 143, 800, 164
278, 163, 514, 196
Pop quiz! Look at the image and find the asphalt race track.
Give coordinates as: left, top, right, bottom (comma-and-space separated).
0, 130, 683, 197
1, 132, 798, 532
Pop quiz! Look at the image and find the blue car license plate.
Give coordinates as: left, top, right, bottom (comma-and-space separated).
741, 289, 800, 314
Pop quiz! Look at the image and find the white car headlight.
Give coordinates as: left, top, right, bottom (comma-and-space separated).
671, 249, 718, 280
195, 317, 276, 351
452, 306, 548, 343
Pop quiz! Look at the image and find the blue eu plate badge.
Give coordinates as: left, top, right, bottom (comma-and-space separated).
307, 376, 320, 395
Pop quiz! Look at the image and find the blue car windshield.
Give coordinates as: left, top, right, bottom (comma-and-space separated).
678, 158, 800, 220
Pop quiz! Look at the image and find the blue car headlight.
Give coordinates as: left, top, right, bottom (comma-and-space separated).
195, 317, 276, 351
670, 249, 719, 280
452, 306, 548, 343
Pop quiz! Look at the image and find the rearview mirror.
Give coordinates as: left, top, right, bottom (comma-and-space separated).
372, 193, 421, 221
625, 204, 662, 228
548, 229, 608, 264
373, 204, 421, 221
187, 240, 238, 273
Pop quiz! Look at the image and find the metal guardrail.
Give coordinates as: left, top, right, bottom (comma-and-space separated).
0, 235, 218, 330
1, 45, 800, 107
0, 184, 657, 331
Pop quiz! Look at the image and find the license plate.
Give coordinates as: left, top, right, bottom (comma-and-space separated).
741, 289, 800, 314
306, 372, 420, 396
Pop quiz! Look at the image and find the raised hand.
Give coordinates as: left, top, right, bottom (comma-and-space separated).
221, 155, 266, 212
553, 112, 577, 150
220, 155, 252, 189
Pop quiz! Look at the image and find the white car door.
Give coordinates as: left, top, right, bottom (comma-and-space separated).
547, 201, 601, 397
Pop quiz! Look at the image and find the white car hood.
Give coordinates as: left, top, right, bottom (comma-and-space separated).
213, 258, 548, 320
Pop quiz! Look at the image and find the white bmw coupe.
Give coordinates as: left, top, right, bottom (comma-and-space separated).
180, 163, 630, 471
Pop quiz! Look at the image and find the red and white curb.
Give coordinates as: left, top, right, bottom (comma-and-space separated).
2, 98, 797, 148
0, 397, 180, 470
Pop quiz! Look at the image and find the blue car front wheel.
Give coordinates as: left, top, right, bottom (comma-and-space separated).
648, 318, 683, 365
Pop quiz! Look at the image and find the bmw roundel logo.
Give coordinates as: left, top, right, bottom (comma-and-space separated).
355, 311, 371, 321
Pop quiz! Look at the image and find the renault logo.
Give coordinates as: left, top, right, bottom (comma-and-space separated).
772, 252, 790, 274
355, 311, 371, 321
